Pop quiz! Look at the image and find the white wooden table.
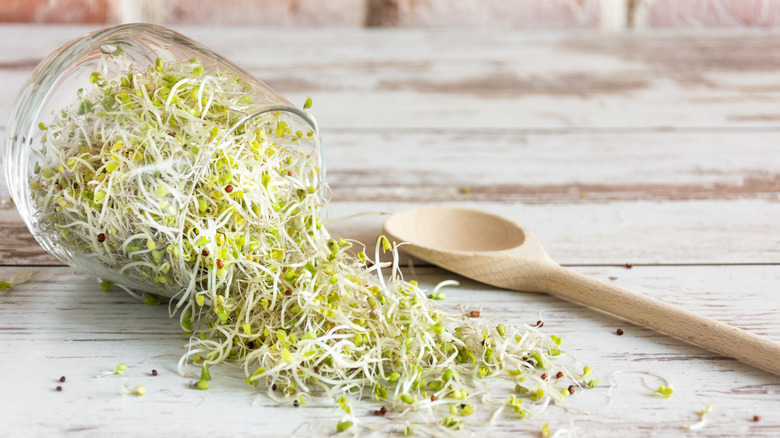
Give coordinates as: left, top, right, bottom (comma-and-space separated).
1, 26, 779, 437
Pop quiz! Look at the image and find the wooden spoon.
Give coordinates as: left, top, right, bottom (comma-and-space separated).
383, 206, 780, 376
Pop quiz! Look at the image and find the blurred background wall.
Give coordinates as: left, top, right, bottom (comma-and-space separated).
1, 0, 779, 30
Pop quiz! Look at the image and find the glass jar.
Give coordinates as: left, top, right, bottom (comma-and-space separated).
3, 24, 324, 297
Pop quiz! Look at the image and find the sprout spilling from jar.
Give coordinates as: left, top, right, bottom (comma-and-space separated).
27, 53, 588, 433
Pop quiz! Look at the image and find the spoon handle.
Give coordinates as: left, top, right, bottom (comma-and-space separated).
543, 266, 780, 376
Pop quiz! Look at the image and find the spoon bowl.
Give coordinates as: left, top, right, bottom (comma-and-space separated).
388, 207, 526, 252
384, 207, 554, 292
384, 206, 780, 376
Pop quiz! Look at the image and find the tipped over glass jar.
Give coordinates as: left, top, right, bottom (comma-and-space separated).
3, 24, 324, 298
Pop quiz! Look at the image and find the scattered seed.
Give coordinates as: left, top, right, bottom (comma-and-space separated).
616, 328, 624, 336
625, 263, 633, 269
284, 289, 292, 296
536, 320, 544, 328
97, 233, 106, 243
541, 373, 548, 380
293, 400, 299, 407
753, 415, 761, 422
56, 386, 62, 391
272, 384, 277, 391
56, 184, 63, 191
59, 376, 66, 383
152, 369, 158, 376
430, 395, 437, 402
568, 385, 575, 395
380, 406, 388, 415
224, 184, 233, 193
216, 259, 224, 269
201, 249, 209, 257
469, 310, 480, 318
556, 371, 564, 379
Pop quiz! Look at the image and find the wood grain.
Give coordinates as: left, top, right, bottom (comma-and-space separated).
0, 26, 779, 437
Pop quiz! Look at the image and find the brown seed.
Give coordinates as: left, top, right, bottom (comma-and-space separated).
469, 311, 480, 318
56, 184, 63, 191
616, 328, 624, 336
556, 371, 564, 379
56, 386, 62, 392
293, 400, 299, 407
201, 249, 209, 257
568, 385, 575, 395
540, 373, 548, 380
225, 184, 233, 193
430, 395, 437, 402
284, 289, 292, 296
97, 233, 106, 243
271, 384, 277, 391
379, 406, 388, 415
625, 263, 633, 269
753, 415, 761, 422
216, 259, 224, 269
536, 320, 544, 328
152, 369, 158, 376
287, 171, 292, 176
59, 376, 66, 383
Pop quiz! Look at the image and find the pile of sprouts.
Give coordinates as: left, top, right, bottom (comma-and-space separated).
29, 53, 594, 433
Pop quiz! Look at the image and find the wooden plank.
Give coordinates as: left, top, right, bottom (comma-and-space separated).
321, 130, 780, 203
3, 198, 780, 267
1, 265, 777, 437
3, 27, 780, 130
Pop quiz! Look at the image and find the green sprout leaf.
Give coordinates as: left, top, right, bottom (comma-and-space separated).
336, 421, 353, 432
655, 385, 673, 398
